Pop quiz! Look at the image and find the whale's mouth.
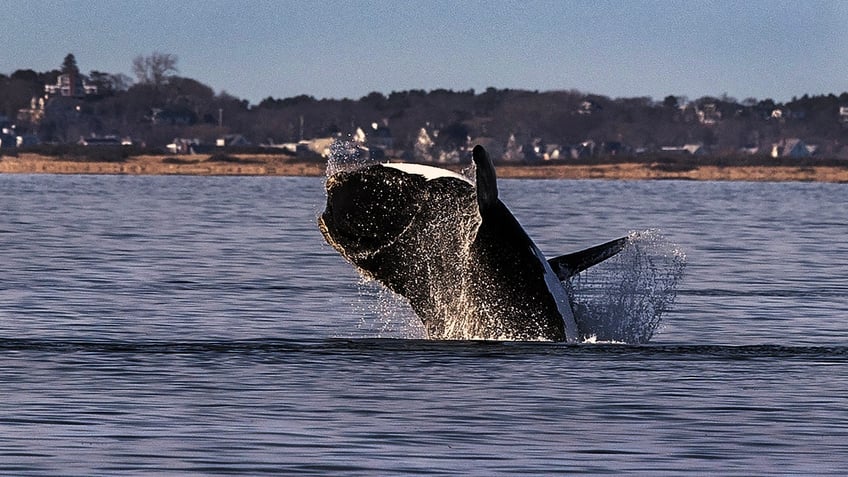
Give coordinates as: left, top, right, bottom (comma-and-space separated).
320, 166, 422, 259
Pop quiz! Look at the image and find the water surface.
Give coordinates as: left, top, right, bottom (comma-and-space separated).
1, 175, 846, 475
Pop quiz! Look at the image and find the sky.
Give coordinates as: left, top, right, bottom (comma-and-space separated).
1, 0, 847, 105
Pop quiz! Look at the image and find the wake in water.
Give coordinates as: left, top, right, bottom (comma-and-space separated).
567, 230, 686, 344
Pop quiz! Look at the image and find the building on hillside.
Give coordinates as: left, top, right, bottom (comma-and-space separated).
16, 96, 46, 125
697, 103, 721, 125
45, 73, 98, 98
577, 100, 602, 115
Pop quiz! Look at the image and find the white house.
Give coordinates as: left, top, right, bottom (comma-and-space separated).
44, 73, 97, 97
771, 138, 810, 158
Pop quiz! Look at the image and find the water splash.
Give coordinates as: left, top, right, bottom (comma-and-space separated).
326, 139, 374, 177
354, 279, 425, 339
566, 230, 687, 344
351, 225, 685, 343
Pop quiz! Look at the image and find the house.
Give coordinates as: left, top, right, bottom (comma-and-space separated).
522, 138, 545, 162
839, 106, 848, 123
216, 134, 252, 147
261, 142, 299, 154
259, 140, 299, 154
294, 137, 335, 158
413, 128, 436, 162
79, 136, 121, 146
167, 138, 202, 154
577, 100, 602, 115
501, 134, 524, 162
16, 96, 45, 124
697, 103, 721, 125
44, 73, 97, 98
569, 140, 596, 159
543, 143, 562, 160
682, 144, 706, 155
15, 135, 39, 147
660, 144, 706, 156
771, 138, 810, 158
739, 145, 760, 155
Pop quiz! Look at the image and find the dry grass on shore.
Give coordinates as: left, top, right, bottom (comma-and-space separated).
2, 152, 848, 182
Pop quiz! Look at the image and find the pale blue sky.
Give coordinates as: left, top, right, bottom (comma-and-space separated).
1, 0, 846, 105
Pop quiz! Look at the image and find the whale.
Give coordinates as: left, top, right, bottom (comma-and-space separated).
318, 145, 628, 342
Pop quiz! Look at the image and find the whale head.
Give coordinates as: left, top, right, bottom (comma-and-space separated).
319, 164, 425, 259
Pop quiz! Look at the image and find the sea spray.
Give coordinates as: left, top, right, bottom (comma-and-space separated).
326, 139, 373, 177
354, 279, 425, 339
566, 229, 687, 343
355, 229, 686, 343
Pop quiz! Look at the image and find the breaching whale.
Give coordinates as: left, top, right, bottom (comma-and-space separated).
318, 145, 628, 342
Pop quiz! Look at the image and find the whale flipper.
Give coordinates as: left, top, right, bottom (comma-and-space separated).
472, 145, 498, 210
548, 236, 629, 280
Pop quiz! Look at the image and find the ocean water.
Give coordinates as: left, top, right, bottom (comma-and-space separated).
0, 174, 846, 475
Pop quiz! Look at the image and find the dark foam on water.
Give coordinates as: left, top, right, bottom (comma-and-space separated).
3, 337, 846, 362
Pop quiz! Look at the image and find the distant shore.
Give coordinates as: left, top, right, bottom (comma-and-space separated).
2, 153, 848, 182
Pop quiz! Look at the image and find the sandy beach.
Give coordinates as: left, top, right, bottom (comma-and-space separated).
2, 153, 847, 182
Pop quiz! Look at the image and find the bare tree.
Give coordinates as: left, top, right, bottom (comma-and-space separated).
132, 52, 178, 87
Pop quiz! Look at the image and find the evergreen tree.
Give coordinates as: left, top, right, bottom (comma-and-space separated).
61, 53, 80, 76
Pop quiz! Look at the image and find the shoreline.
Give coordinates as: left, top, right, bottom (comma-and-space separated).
2, 153, 848, 182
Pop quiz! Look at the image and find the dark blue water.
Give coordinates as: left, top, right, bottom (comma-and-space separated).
1, 174, 846, 475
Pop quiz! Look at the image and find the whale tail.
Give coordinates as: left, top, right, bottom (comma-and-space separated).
548, 236, 629, 280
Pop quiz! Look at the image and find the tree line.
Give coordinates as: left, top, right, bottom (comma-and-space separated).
2, 53, 848, 159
